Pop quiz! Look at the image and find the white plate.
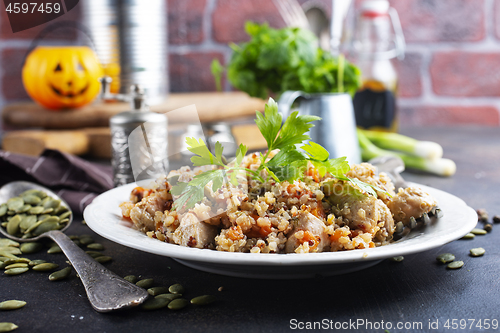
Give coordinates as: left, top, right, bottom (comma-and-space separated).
84, 182, 477, 279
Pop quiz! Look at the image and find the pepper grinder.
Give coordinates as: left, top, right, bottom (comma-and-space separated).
107, 78, 168, 187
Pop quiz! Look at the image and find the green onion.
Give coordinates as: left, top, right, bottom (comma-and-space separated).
357, 129, 456, 177
358, 129, 443, 160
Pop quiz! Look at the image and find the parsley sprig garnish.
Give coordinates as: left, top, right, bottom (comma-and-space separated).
171, 98, 387, 210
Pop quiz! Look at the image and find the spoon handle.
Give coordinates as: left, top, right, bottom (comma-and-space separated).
46, 230, 149, 312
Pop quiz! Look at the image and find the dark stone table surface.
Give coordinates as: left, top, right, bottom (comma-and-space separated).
2, 126, 499, 333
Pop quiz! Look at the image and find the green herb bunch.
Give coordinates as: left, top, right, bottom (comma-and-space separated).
211, 22, 362, 99
170, 98, 385, 210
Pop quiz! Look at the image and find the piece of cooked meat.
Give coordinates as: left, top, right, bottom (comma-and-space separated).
387, 187, 437, 225
285, 211, 330, 253
172, 212, 218, 248
346, 163, 396, 204
129, 188, 173, 232
324, 181, 395, 240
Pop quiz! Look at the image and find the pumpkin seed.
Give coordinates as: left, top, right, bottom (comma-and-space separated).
0, 251, 19, 259
461, 233, 475, 240
32, 263, 59, 271
0, 322, 18, 332
0, 204, 7, 217
0, 257, 9, 262
79, 236, 94, 246
22, 189, 46, 198
470, 228, 487, 235
447, 261, 464, 269
470, 247, 485, 257
155, 293, 182, 301
41, 208, 54, 215
124, 275, 138, 284
436, 253, 455, 264
7, 198, 23, 212
47, 245, 62, 254
0, 239, 19, 247
0, 300, 26, 311
15, 205, 31, 214
3, 258, 30, 266
6, 215, 22, 236
19, 216, 37, 233
389, 256, 404, 262
86, 243, 104, 250
32, 221, 60, 236
169, 283, 185, 294
22, 195, 41, 206
147, 287, 169, 296
54, 204, 68, 214
190, 295, 216, 306
5, 263, 28, 270
36, 214, 51, 221
20, 242, 42, 254
142, 297, 170, 310
59, 218, 69, 224
38, 216, 59, 224
168, 298, 189, 310
28, 260, 46, 266
43, 199, 60, 210
85, 251, 103, 258
136, 278, 154, 289
27, 206, 44, 215
5, 267, 29, 275
94, 256, 112, 264
0, 247, 22, 255
59, 211, 71, 220
0, 223, 7, 228
49, 266, 72, 281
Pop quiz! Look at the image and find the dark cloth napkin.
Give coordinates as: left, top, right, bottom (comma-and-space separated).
0, 149, 113, 215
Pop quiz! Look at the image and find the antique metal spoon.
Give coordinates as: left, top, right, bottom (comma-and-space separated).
0, 181, 148, 312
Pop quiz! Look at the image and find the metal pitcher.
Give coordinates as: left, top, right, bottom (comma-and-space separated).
278, 91, 361, 164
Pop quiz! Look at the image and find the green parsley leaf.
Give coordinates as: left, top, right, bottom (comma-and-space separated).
255, 98, 282, 150
301, 141, 329, 161
187, 137, 224, 167
235, 143, 248, 165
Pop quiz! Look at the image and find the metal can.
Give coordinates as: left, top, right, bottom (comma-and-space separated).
110, 86, 168, 187
82, 0, 168, 105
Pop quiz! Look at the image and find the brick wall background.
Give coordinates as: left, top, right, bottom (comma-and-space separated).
1, 0, 500, 126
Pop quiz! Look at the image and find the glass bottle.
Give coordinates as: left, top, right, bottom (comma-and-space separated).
350, 0, 405, 132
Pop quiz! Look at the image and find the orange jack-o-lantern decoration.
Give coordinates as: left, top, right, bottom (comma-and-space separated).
22, 46, 103, 110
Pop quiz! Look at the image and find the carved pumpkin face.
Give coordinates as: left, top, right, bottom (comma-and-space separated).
22, 46, 103, 110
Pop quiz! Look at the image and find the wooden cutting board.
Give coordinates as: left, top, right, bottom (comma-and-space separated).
2, 92, 267, 129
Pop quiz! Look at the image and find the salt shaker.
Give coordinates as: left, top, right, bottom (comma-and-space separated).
110, 85, 168, 187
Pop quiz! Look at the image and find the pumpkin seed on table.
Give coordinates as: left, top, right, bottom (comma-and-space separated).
32, 263, 59, 271
169, 283, 185, 294
436, 253, 455, 264
20, 242, 42, 254
470, 247, 485, 257
142, 297, 170, 310
4, 267, 29, 275
0, 300, 26, 310
47, 245, 62, 254
0, 247, 22, 255
85, 251, 103, 258
447, 261, 464, 269
86, 243, 104, 251
4, 263, 28, 270
148, 286, 169, 296
168, 298, 189, 310
191, 295, 216, 306
94, 256, 112, 264
470, 228, 487, 235
49, 266, 72, 281
79, 236, 94, 246
136, 278, 154, 289
0, 322, 18, 332
124, 275, 138, 284
461, 233, 475, 240
28, 260, 46, 266
156, 293, 182, 301
389, 256, 404, 262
